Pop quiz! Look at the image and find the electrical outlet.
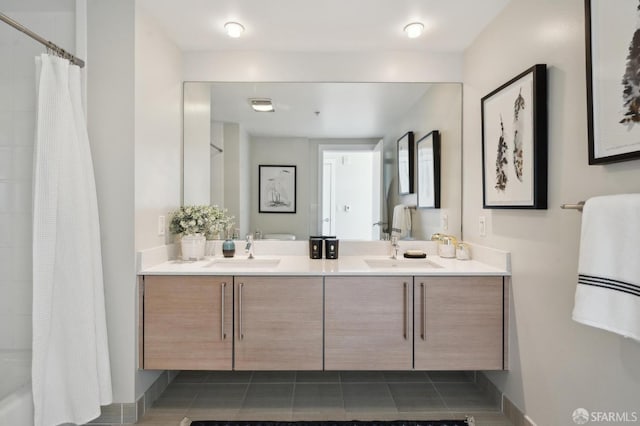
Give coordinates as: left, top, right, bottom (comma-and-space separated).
441, 213, 448, 231
158, 215, 165, 236
479, 216, 486, 237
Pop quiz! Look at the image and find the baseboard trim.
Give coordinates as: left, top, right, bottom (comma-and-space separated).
86, 370, 173, 425
476, 372, 535, 426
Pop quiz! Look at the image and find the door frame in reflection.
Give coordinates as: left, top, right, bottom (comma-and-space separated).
319, 142, 382, 240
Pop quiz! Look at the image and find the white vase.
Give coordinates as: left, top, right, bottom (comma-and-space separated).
181, 234, 206, 260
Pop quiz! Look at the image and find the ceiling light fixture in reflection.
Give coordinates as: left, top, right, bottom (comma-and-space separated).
224, 21, 245, 38
404, 22, 424, 39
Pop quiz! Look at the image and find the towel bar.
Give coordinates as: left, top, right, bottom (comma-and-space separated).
561, 201, 585, 212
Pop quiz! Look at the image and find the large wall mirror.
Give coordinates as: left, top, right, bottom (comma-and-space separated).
183, 82, 462, 241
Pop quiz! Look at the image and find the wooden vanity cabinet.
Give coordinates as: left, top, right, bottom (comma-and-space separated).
234, 276, 323, 370
414, 276, 504, 370
143, 275, 233, 370
324, 276, 413, 370
141, 273, 506, 371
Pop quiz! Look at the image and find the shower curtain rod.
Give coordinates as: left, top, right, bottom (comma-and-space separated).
0, 12, 85, 68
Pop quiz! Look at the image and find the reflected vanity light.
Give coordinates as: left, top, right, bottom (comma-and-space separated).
249, 98, 275, 112
224, 21, 245, 38
404, 22, 424, 39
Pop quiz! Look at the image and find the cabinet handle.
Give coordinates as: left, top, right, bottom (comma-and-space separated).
421, 282, 426, 341
238, 283, 244, 340
404, 282, 409, 340
221, 283, 226, 340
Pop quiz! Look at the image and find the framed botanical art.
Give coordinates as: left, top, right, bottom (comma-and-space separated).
397, 131, 415, 195
586, 0, 640, 164
481, 64, 547, 209
416, 130, 441, 209
259, 165, 296, 213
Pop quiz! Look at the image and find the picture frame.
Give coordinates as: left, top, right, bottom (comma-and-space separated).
259, 165, 296, 213
416, 130, 441, 209
585, 0, 640, 164
481, 64, 547, 209
397, 131, 415, 195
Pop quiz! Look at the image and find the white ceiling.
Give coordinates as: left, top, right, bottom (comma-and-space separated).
207, 82, 440, 139
1, 0, 74, 12
144, 1, 509, 138
139, 0, 511, 52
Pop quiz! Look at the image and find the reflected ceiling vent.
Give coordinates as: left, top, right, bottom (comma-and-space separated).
249, 98, 275, 112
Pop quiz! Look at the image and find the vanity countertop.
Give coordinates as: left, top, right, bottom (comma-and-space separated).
138, 254, 509, 276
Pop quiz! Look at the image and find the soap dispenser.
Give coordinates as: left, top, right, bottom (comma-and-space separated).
222, 229, 235, 258
437, 235, 457, 258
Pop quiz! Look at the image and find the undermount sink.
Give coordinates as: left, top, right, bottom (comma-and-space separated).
204, 258, 281, 269
364, 258, 441, 269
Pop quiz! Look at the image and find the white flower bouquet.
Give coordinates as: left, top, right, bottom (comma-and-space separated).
169, 205, 234, 238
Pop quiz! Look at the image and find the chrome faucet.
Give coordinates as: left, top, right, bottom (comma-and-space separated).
245, 235, 254, 259
390, 235, 399, 259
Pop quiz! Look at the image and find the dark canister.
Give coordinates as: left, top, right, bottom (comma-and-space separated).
325, 238, 339, 259
309, 236, 323, 259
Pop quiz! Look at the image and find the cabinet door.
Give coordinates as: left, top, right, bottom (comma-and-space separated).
325, 276, 413, 370
234, 276, 323, 370
414, 276, 503, 370
143, 275, 233, 370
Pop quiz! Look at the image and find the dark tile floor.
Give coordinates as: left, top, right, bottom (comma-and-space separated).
137, 371, 513, 426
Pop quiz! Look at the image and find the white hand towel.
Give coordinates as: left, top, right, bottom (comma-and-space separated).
572, 194, 640, 341
391, 204, 412, 239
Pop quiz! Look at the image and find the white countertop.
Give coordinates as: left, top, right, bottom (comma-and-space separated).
138, 254, 509, 276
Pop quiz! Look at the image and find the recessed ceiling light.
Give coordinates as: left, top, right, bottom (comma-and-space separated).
404, 22, 424, 39
249, 98, 274, 112
224, 21, 245, 38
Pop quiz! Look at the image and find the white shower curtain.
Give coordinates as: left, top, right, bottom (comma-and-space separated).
32, 54, 112, 426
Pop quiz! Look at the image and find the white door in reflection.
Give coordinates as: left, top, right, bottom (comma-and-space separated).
322, 160, 336, 236
321, 145, 382, 240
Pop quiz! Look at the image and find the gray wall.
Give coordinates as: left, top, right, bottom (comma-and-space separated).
87, 0, 136, 402
134, 3, 182, 397
249, 136, 380, 240
463, 0, 640, 424
250, 136, 311, 239
385, 84, 462, 240
223, 122, 250, 237
88, 0, 183, 402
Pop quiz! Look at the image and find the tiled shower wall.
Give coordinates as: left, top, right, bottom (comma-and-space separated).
0, 9, 75, 351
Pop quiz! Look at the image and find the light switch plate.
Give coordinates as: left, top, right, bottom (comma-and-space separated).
158, 215, 165, 236
479, 216, 486, 237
